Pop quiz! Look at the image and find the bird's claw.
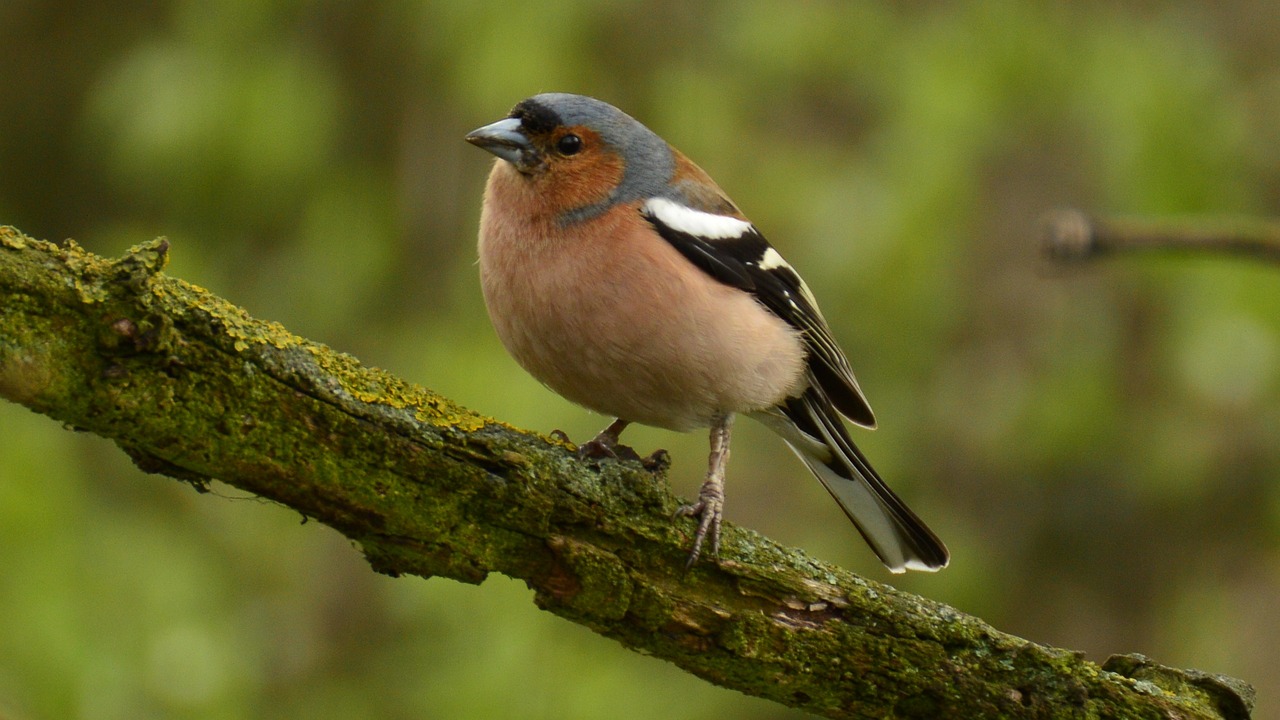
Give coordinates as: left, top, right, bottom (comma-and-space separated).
578, 437, 645, 463
641, 448, 671, 473
573, 419, 645, 462
577, 435, 618, 459
675, 491, 723, 567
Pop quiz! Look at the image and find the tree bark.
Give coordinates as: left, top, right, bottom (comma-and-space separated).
0, 225, 1255, 719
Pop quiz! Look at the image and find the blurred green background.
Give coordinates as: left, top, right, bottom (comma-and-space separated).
3, 1, 1280, 718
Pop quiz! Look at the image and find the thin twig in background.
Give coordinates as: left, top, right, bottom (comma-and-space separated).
1042, 209, 1280, 265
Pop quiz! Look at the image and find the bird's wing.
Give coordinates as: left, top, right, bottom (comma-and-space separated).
641, 196, 876, 428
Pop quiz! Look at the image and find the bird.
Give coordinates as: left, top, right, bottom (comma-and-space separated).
465, 92, 949, 573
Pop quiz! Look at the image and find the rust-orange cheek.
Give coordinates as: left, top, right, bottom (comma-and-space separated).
535, 129, 626, 217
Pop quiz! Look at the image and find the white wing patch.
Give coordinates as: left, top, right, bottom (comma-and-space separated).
757, 247, 821, 315
758, 247, 791, 271
643, 197, 752, 240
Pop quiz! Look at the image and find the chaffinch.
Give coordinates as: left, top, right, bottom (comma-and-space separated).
466, 93, 949, 573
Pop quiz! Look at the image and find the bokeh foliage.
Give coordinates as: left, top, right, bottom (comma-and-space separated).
3, 1, 1280, 718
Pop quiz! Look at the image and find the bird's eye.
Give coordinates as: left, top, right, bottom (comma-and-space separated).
556, 134, 582, 156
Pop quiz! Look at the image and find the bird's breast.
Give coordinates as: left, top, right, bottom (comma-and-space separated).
478, 172, 806, 431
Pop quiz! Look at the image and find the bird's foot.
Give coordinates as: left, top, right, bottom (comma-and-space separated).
577, 435, 644, 462
641, 448, 671, 473
575, 419, 645, 462
675, 481, 724, 567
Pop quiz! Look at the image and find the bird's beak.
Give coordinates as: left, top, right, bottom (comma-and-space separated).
466, 117, 539, 171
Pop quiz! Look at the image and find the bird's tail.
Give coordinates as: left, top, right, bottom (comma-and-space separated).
756, 390, 949, 573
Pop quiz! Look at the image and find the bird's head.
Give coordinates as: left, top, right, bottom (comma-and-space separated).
466, 93, 675, 224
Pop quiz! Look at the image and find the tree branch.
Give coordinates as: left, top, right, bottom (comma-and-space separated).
0, 225, 1255, 719
1041, 209, 1280, 265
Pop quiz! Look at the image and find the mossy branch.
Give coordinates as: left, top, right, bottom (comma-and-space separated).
0, 225, 1254, 719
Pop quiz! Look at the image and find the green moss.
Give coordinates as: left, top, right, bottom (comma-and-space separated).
178, 280, 303, 353
545, 536, 633, 620
624, 580, 678, 632
0, 319, 59, 407
296, 339, 489, 432
0, 226, 28, 249
1104, 654, 1255, 719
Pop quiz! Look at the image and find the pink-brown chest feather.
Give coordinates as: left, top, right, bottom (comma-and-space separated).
477, 162, 807, 431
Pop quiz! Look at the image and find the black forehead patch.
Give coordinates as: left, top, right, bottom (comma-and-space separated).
509, 98, 562, 135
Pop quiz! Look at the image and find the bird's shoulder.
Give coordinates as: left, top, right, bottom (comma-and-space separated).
638, 154, 877, 427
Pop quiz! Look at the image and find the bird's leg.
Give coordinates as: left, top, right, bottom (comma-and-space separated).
577, 418, 632, 459
676, 413, 733, 566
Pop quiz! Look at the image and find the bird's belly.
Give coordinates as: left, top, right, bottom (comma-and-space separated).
481, 240, 806, 431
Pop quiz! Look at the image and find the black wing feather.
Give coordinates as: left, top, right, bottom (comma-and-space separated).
643, 206, 876, 426
644, 219, 763, 292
